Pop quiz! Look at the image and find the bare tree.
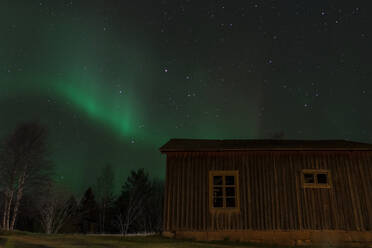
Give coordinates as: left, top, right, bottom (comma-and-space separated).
37, 182, 76, 234
0, 122, 53, 230
94, 164, 114, 234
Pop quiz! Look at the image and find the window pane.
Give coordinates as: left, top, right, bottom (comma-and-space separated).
225, 176, 235, 185
213, 176, 223, 185
317, 173, 328, 184
304, 173, 315, 184
213, 197, 223, 208
226, 198, 236, 208
225, 187, 235, 197
213, 187, 223, 197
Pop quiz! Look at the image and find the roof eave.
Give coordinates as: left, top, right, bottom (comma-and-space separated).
160, 148, 372, 153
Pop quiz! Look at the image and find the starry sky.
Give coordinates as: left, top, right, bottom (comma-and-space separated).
1, 0, 371, 195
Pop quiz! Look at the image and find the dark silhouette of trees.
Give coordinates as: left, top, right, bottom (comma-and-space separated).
0, 123, 165, 234
114, 168, 163, 234
37, 182, 76, 234
0, 123, 163, 234
60, 195, 79, 233
140, 179, 164, 233
94, 164, 115, 234
15, 193, 40, 232
77, 187, 98, 233
0, 122, 53, 230
115, 168, 151, 234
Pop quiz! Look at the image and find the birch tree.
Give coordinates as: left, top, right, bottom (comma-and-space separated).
0, 122, 53, 230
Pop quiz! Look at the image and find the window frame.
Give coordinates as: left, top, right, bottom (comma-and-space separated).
301, 169, 332, 189
209, 170, 240, 213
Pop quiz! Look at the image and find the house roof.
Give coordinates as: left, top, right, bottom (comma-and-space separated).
159, 139, 372, 152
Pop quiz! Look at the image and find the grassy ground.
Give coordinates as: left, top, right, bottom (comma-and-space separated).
0, 230, 277, 248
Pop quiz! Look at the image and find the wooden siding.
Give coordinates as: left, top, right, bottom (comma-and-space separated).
163, 151, 372, 231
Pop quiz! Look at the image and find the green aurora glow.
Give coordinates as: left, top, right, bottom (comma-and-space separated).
3, 1, 369, 195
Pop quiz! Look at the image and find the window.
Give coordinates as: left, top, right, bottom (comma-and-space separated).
301, 169, 331, 188
209, 170, 240, 212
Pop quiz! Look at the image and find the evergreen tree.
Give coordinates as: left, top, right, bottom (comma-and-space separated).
145, 179, 164, 233
115, 168, 152, 234
93, 164, 115, 234
78, 187, 98, 233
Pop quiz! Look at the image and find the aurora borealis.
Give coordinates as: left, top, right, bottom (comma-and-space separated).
1, 1, 372, 195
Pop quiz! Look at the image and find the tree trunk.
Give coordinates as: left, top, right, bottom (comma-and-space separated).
2, 194, 8, 229
117, 213, 125, 235
102, 201, 106, 234
10, 175, 25, 230
1, 205, 4, 229
41, 204, 54, 235
124, 221, 129, 235
44, 216, 52, 235
2, 192, 9, 230
10, 190, 23, 230
4, 190, 14, 230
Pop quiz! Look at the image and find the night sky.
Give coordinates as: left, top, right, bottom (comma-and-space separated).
1, 1, 371, 195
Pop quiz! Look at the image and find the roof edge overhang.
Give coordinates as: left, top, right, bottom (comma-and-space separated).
160, 148, 372, 153
159, 139, 372, 153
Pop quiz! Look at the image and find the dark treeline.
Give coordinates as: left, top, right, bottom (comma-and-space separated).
0, 122, 164, 234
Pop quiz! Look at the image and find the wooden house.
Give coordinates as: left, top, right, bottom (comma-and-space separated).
160, 139, 372, 246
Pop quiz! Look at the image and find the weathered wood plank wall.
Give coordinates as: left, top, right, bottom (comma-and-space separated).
163, 151, 372, 231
